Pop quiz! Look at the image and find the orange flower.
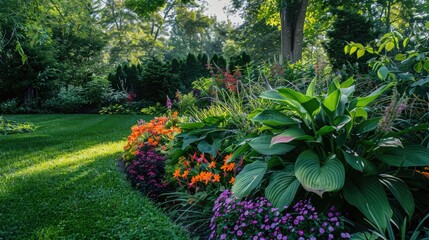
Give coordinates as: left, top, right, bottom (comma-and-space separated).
182, 170, 189, 178
221, 162, 235, 172
229, 177, 235, 184
417, 168, 429, 179
224, 153, 233, 163
208, 161, 216, 168
173, 111, 179, 119
173, 168, 181, 178
212, 174, 220, 183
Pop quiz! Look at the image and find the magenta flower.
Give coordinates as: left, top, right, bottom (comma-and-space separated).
166, 96, 172, 109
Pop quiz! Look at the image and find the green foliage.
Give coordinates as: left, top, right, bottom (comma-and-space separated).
325, 9, 378, 71
84, 77, 110, 107
0, 116, 35, 135
232, 77, 429, 234
0, 99, 19, 114
177, 92, 197, 113
43, 85, 88, 113
99, 104, 134, 115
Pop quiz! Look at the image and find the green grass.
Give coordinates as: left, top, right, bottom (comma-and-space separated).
0, 114, 189, 240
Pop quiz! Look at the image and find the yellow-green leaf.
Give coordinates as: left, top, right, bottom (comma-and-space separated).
385, 42, 395, 51
357, 49, 365, 59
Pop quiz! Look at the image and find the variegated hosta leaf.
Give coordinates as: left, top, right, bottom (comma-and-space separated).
295, 150, 345, 197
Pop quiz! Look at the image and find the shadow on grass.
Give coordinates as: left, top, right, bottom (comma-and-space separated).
0, 147, 186, 239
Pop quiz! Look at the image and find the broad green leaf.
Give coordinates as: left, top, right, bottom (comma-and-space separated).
350, 107, 368, 120
340, 77, 354, 88
394, 54, 407, 61
260, 90, 287, 101
355, 117, 381, 134
376, 137, 403, 149
414, 62, 423, 73
423, 60, 429, 73
350, 46, 358, 55
426, 22, 429, 28
197, 139, 221, 157
277, 88, 314, 104
343, 176, 392, 231
385, 42, 395, 51
341, 149, 377, 175
295, 150, 345, 197
377, 143, 429, 167
301, 98, 321, 116
306, 77, 317, 97
357, 49, 365, 59
333, 115, 351, 130
203, 116, 226, 125
179, 122, 205, 130
271, 128, 312, 144
357, 82, 394, 107
410, 77, 429, 87
249, 135, 295, 155
232, 161, 267, 199
379, 174, 414, 217
251, 110, 297, 127
351, 232, 379, 240
316, 126, 335, 136
227, 143, 250, 163
386, 123, 429, 137
403, 37, 409, 47
322, 89, 341, 112
377, 66, 389, 81
182, 135, 200, 150
265, 172, 300, 209
344, 45, 350, 54
267, 156, 286, 169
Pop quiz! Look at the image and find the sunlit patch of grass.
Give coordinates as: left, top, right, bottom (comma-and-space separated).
0, 114, 189, 240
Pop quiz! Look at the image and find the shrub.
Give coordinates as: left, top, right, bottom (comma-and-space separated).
43, 85, 88, 113
0, 99, 19, 114
83, 77, 110, 107
209, 190, 350, 240
99, 104, 134, 115
126, 144, 169, 200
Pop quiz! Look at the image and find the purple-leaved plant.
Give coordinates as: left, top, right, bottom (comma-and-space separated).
126, 144, 168, 200
209, 190, 351, 240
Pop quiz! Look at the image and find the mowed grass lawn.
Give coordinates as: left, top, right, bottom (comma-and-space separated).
0, 115, 189, 240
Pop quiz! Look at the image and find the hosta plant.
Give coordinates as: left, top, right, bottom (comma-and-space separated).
231, 77, 429, 234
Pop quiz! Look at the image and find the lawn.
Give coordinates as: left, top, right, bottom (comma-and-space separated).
0, 115, 189, 240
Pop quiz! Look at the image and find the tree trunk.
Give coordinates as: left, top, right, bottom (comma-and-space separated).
280, 4, 292, 63
292, 0, 308, 62
279, 0, 308, 64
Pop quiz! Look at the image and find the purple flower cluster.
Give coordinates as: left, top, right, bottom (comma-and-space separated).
209, 190, 351, 240
126, 144, 168, 200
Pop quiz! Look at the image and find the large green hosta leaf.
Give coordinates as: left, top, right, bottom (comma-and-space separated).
295, 150, 345, 197
232, 161, 267, 199
356, 82, 395, 107
379, 174, 414, 217
251, 110, 297, 127
341, 149, 377, 175
377, 143, 429, 167
343, 176, 392, 231
249, 135, 295, 155
265, 171, 300, 209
